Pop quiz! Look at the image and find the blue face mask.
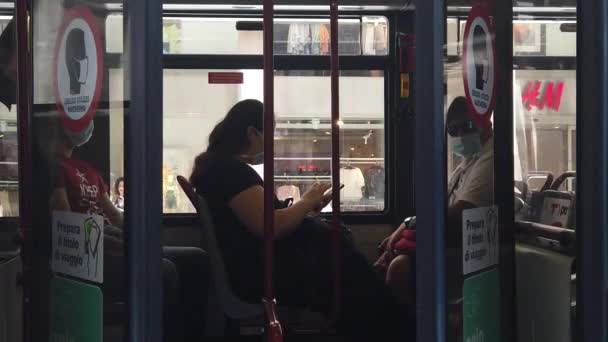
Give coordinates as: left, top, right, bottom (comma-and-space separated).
450, 133, 482, 158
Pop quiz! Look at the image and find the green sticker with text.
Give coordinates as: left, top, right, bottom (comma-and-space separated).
464, 269, 500, 342
50, 276, 102, 342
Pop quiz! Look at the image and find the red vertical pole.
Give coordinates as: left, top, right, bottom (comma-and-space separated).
15, 1, 33, 341
329, 0, 342, 323
263, 0, 275, 306
262, 0, 283, 341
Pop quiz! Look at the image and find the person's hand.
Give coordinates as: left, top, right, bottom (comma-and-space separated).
105, 225, 123, 239
378, 236, 390, 252
301, 183, 332, 209
386, 223, 407, 257
310, 191, 333, 215
373, 250, 391, 274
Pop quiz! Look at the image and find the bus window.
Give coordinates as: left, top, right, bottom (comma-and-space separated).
106, 15, 389, 56
274, 70, 385, 213
0, 18, 18, 218
512, 17, 576, 227
105, 13, 391, 217
0, 109, 18, 218
157, 69, 386, 214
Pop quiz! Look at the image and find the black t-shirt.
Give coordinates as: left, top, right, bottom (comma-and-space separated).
192, 154, 277, 296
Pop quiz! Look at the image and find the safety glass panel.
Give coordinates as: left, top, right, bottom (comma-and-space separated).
512, 7, 577, 342
445, 3, 499, 342
31, 1, 129, 341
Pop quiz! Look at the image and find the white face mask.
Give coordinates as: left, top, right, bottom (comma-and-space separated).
238, 152, 264, 165
74, 57, 89, 84
65, 121, 94, 147
250, 153, 264, 165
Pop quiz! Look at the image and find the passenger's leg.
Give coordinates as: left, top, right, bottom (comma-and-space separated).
273, 221, 415, 341
386, 255, 415, 305
163, 246, 210, 341
337, 245, 415, 342
103, 249, 181, 342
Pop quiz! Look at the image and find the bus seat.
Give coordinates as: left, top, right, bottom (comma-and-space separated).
525, 172, 555, 221
515, 180, 529, 203
550, 171, 576, 191
538, 190, 576, 230
528, 190, 545, 222
176, 176, 264, 337
0, 254, 22, 342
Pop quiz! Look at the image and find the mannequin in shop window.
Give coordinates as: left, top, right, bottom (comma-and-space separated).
340, 161, 365, 202
190, 99, 414, 341
364, 161, 385, 200
374, 96, 494, 308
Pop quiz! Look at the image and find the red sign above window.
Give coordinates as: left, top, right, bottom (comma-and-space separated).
208, 72, 244, 84
521, 81, 565, 112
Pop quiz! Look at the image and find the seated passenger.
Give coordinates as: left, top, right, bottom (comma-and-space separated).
49, 121, 124, 253
190, 99, 413, 341
47, 120, 207, 341
375, 96, 494, 306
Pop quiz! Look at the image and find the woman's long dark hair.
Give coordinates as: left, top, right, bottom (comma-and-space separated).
190, 99, 264, 185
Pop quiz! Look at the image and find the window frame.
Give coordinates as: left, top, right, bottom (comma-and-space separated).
118, 11, 402, 226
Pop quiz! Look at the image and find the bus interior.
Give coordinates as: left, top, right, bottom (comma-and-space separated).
0, 0, 587, 341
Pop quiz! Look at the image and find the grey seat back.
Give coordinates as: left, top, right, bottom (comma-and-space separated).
176, 176, 262, 322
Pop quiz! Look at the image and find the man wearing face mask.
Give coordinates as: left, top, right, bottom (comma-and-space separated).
446, 96, 494, 217
375, 96, 494, 306
48, 119, 201, 341
0, 19, 17, 110
49, 120, 124, 231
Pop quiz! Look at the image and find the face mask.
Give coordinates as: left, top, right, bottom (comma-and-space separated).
65, 121, 94, 147
247, 128, 264, 164
251, 153, 264, 165
450, 133, 482, 158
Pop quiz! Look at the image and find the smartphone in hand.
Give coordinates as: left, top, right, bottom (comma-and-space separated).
323, 184, 345, 196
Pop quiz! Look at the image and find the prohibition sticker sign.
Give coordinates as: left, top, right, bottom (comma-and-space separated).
54, 5, 104, 133
462, 5, 496, 127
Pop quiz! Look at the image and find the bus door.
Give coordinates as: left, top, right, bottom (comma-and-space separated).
415, 1, 515, 341
509, 4, 579, 342
417, 0, 608, 341
18, 0, 165, 341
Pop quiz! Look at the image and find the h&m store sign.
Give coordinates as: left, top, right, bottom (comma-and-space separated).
521, 80, 564, 112
515, 70, 576, 116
